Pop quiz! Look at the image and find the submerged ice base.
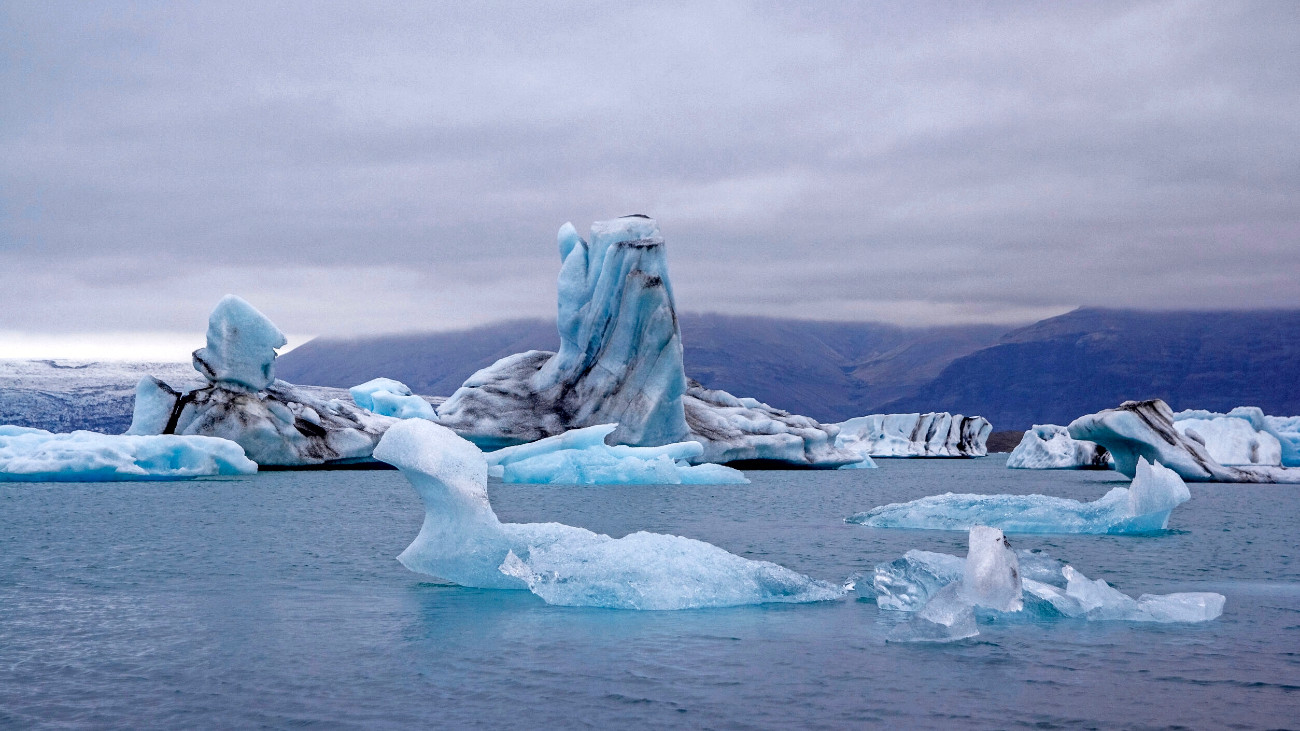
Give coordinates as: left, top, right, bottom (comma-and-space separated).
877, 527, 1224, 642
375, 419, 843, 609
849, 458, 1189, 534
0, 425, 256, 481
485, 424, 747, 485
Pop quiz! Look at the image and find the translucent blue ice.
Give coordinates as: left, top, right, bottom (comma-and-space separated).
485, 424, 748, 485
0, 426, 256, 481
191, 295, 287, 391
374, 419, 841, 609
349, 378, 436, 420
849, 458, 1189, 534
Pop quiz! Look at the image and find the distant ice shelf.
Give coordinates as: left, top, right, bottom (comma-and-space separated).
0, 425, 256, 481
833, 412, 991, 459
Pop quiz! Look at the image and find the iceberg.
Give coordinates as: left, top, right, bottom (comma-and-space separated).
1266, 415, 1300, 465
434, 216, 860, 468
1068, 399, 1300, 483
848, 457, 1190, 533
350, 378, 436, 420
128, 296, 395, 467
1172, 407, 1291, 466
882, 527, 1225, 642
484, 423, 748, 485
833, 412, 991, 459
375, 419, 843, 609
1006, 424, 1111, 469
0, 425, 256, 481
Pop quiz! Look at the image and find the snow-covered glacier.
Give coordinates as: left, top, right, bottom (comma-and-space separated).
1006, 424, 1111, 469
1172, 407, 1291, 466
848, 457, 1189, 534
434, 217, 859, 468
878, 527, 1225, 643
833, 413, 991, 459
128, 295, 395, 467
0, 425, 256, 481
350, 378, 436, 420
484, 423, 748, 485
375, 419, 843, 609
1068, 399, 1300, 483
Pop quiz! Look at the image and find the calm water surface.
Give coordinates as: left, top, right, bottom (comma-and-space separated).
2, 456, 1297, 728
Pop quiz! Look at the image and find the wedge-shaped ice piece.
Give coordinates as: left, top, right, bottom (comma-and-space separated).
0, 426, 256, 481
962, 526, 1022, 612
483, 424, 747, 485
191, 295, 287, 392
848, 458, 1189, 534
375, 419, 841, 608
349, 378, 436, 420
1007, 424, 1111, 470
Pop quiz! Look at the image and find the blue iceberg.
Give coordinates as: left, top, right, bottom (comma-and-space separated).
0, 425, 256, 481
349, 378, 436, 420
374, 419, 842, 609
484, 423, 748, 485
848, 457, 1190, 534
881, 527, 1225, 643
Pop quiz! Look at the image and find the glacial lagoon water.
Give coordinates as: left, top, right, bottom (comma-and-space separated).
2, 456, 1297, 728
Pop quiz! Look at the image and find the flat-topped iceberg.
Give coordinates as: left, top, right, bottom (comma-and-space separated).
1006, 424, 1111, 469
434, 217, 860, 468
848, 457, 1189, 533
375, 419, 842, 609
129, 296, 395, 467
0, 425, 255, 481
880, 527, 1225, 643
1172, 407, 1291, 466
834, 412, 991, 459
1068, 399, 1300, 483
350, 378, 436, 420
484, 423, 747, 485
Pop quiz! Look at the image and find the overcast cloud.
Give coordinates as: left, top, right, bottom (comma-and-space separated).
1, 0, 1297, 357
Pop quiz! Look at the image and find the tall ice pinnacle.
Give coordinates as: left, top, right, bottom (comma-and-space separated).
192, 294, 288, 391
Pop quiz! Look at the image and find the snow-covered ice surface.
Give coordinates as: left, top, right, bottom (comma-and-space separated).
0, 425, 256, 481
130, 296, 395, 467
484, 424, 748, 485
1173, 407, 1293, 466
0, 360, 201, 434
375, 419, 842, 609
434, 217, 859, 467
1069, 399, 1300, 483
878, 527, 1224, 643
849, 457, 1189, 534
833, 413, 991, 458
1006, 424, 1111, 469
349, 378, 436, 420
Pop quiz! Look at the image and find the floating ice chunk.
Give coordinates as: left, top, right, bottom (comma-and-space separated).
349, 378, 436, 420
873, 548, 1066, 611
848, 457, 1190, 533
1172, 408, 1284, 466
1265, 415, 1300, 466
887, 583, 979, 643
125, 376, 181, 435
1006, 424, 1111, 469
961, 526, 1022, 612
482, 424, 748, 485
0, 426, 256, 481
191, 295, 287, 391
683, 381, 859, 466
375, 419, 840, 609
834, 413, 991, 458
837, 456, 878, 469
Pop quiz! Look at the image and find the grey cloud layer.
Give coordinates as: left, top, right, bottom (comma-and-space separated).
1, 0, 1297, 336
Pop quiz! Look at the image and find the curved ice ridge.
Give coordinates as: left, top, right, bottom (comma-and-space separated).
484, 423, 748, 484
876, 527, 1225, 643
0, 425, 256, 481
849, 457, 1189, 534
375, 419, 843, 609
1006, 424, 1111, 470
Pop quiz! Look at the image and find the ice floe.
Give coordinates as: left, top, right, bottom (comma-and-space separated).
0, 425, 256, 481
848, 457, 1189, 534
1006, 424, 1111, 469
375, 419, 842, 609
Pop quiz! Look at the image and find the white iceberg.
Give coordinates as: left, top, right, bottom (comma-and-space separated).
484, 423, 747, 485
882, 527, 1225, 642
374, 419, 843, 609
0, 425, 256, 481
435, 217, 859, 467
1172, 407, 1287, 466
833, 412, 991, 459
128, 295, 395, 467
350, 378, 436, 420
1068, 399, 1300, 483
848, 457, 1189, 534
1266, 415, 1300, 466
1006, 424, 1111, 469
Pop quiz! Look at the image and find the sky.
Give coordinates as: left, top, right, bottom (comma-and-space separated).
2, 0, 1298, 360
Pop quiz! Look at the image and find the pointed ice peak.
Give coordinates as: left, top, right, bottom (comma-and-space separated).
192, 295, 287, 391
962, 526, 1023, 612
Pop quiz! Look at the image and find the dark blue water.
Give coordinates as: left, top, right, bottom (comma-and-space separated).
2, 456, 1297, 728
